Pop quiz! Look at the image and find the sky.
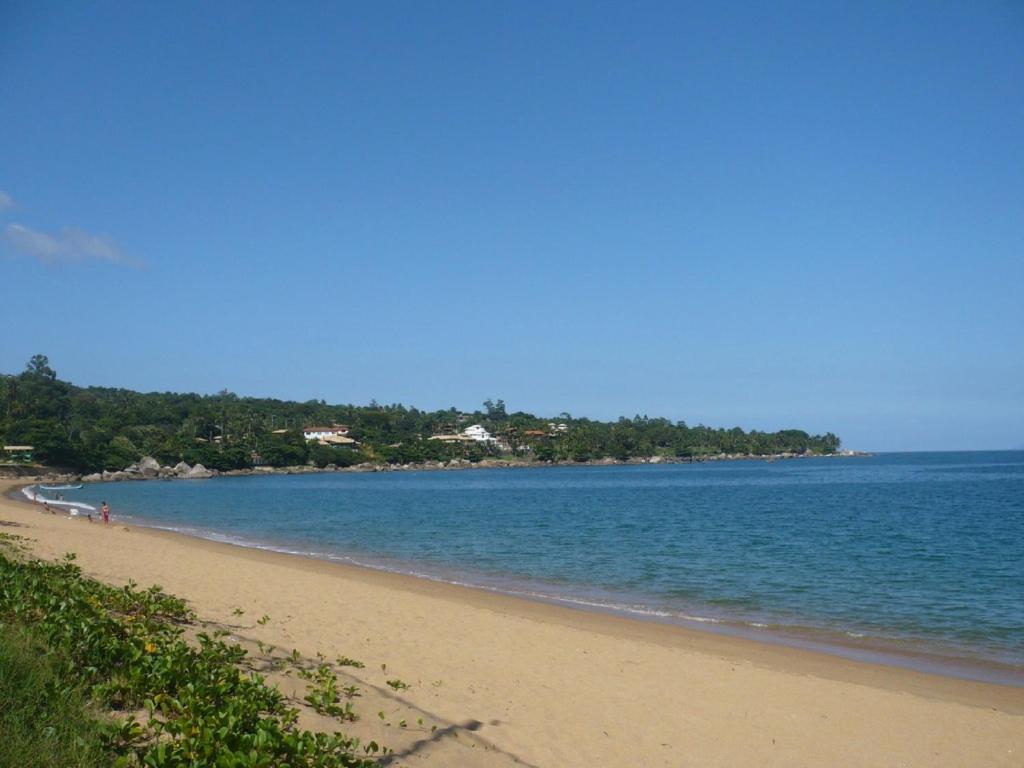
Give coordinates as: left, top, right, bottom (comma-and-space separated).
1, 1, 1021, 452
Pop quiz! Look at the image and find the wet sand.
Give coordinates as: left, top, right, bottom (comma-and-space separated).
1, 481, 1021, 767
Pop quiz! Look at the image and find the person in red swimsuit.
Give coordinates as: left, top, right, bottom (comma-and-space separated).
101, 501, 110, 524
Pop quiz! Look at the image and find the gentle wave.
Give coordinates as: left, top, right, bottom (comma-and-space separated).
120, 515, 736, 626
23, 485, 97, 512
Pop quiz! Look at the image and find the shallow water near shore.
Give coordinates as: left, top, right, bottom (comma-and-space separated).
51, 451, 1024, 685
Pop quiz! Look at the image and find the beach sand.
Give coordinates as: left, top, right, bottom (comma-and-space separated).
1, 481, 1021, 767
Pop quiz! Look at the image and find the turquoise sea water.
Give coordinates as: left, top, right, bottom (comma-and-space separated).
52, 452, 1024, 684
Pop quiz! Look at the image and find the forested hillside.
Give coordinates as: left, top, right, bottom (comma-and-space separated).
1, 355, 840, 471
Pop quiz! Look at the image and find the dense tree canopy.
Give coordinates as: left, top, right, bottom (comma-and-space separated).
0, 356, 840, 471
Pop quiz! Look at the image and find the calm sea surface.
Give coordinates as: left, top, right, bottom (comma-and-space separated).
57, 452, 1024, 683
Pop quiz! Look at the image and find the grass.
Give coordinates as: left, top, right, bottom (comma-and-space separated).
0, 536, 381, 767
0, 626, 110, 768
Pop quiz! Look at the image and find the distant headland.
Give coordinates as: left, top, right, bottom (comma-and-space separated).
1, 354, 846, 477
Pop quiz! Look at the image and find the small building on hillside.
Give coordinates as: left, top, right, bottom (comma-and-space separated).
302, 425, 350, 442
429, 433, 476, 443
2, 445, 34, 463
320, 434, 359, 447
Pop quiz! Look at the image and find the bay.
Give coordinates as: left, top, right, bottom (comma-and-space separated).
63, 451, 1024, 683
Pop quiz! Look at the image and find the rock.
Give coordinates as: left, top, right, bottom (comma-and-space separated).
124, 463, 141, 474
173, 461, 191, 476
102, 471, 128, 482
184, 463, 214, 479
649, 456, 663, 464
82, 473, 103, 483
137, 456, 161, 478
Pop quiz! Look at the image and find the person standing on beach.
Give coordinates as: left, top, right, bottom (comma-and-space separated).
101, 501, 110, 524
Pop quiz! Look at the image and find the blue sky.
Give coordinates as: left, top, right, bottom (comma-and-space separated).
1, 1, 1021, 451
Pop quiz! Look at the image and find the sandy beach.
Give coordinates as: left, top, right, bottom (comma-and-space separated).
1, 481, 1021, 767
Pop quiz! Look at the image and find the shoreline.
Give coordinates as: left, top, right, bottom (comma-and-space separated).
1, 480, 1021, 766
0, 448, 869, 486
11, 478, 1024, 690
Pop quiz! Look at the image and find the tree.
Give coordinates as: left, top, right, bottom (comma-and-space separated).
483, 399, 507, 421
25, 354, 57, 380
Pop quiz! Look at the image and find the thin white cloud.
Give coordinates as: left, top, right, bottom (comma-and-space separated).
0, 191, 13, 211
3, 223, 142, 267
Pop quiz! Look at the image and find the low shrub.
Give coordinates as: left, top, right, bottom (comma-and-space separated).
0, 547, 379, 767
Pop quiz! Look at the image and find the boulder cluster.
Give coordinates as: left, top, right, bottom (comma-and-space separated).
81, 457, 215, 483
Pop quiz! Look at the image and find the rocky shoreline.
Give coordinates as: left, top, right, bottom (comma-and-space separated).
3, 450, 869, 486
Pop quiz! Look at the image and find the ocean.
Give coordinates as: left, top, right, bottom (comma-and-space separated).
49, 451, 1024, 685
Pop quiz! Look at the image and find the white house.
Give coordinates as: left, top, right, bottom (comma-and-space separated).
302, 425, 350, 442
461, 424, 496, 443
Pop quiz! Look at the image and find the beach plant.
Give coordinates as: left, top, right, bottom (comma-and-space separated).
303, 664, 357, 721
0, 531, 30, 553
385, 678, 409, 691
0, 550, 380, 767
336, 655, 365, 668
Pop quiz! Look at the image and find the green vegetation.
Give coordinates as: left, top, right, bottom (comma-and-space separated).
0, 354, 840, 472
0, 626, 110, 768
0, 538, 379, 767
299, 665, 357, 721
